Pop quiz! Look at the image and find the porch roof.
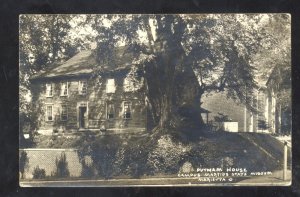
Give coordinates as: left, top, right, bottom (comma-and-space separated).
199, 107, 211, 113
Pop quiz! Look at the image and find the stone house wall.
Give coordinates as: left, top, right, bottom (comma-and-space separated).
30, 72, 147, 134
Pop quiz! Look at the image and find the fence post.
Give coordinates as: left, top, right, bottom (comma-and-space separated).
283, 141, 288, 181
244, 106, 247, 132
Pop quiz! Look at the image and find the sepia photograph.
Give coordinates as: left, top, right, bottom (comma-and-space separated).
19, 14, 291, 187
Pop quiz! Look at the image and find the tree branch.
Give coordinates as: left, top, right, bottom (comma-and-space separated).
142, 17, 156, 53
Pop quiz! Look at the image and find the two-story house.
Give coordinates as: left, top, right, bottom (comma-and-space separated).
30, 49, 147, 135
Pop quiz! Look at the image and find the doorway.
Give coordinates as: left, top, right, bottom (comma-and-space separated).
79, 106, 87, 128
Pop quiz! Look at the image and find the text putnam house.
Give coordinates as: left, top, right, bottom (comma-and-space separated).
30, 49, 147, 135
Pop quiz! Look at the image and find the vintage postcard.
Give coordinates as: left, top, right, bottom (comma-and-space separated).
19, 14, 291, 187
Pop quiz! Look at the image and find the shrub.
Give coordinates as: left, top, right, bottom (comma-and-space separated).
52, 152, 70, 178
78, 134, 152, 179
19, 150, 28, 179
81, 157, 95, 178
92, 142, 119, 179
220, 156, 234, 169
32, 166, 46, 179
147, 135, 191, 174
258, 120, 269, 130
78, 134, 194, 178
112, 147, 125, 176
214, 113, 231, 131
120, 138, 152, 178
19, 110, 38, 147
79, 135, 122, 179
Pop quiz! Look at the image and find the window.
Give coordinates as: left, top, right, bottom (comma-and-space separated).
46, 83, 53, 97
123, 101, 132, 119
61, 105, 68, 121
106, 79, 116, 93
78, 80, 87, 95
46, 105, 53, 121
60, 82, 68, 96
107, 103, 115, 119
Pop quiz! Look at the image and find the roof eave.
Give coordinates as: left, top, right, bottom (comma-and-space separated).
30, 73, 93, 82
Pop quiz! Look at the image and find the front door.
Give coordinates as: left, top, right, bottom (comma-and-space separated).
79, 106, 87, 128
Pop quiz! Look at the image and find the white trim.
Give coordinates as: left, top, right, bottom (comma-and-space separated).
78, 80, 88, 95
45, 83, 53, 97
60, 81, 69, 96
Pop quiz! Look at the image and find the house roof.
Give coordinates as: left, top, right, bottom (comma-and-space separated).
31, 46, 136, 80
31, 50, 95, 80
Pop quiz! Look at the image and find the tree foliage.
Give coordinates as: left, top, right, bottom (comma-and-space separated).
19, 15, 91, 137
19, 14, 291, 132
32, 165, 46, 179
87, 14, 289, 130
52, 152, 70, 178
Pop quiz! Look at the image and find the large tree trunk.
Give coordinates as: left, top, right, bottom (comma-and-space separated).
144, 43, 205, 131
143, 15, 206, 132
175, 67, 205, 127
144, 50, 178, 130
